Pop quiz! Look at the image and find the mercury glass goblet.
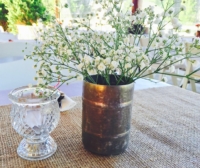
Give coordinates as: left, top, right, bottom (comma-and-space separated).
9, 86, 60, 161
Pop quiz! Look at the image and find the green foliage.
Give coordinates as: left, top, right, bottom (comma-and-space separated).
2, 0, 51, 33
0, 1, 7, 21
0, 1, 8, 30
42, 0, 55, 16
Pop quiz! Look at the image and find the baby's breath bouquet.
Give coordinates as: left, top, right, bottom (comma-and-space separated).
25, 0, 200, 87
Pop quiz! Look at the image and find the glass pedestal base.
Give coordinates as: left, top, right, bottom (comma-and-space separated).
17, 136, 57, 161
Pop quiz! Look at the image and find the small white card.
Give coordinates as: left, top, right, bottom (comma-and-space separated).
60, 94, 77, 112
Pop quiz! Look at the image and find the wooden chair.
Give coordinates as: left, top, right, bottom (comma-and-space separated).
182, 42, 200, 92
139, 37, 182, 85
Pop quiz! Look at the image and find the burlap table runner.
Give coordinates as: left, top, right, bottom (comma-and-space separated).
0, 86, 200, 168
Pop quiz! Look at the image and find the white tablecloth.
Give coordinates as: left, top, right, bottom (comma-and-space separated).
0, 78, 170, 106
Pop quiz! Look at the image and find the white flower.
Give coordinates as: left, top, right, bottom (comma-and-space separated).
142, 54, 148, 60
125, 63, 131, 69
130, 15, 136, 22
131, 46, 140, 53
97, 7, 102, 12
103, 57, 111, 65
125, 56, 131, 62
154, 18, 162, 24
130, 53, 136, 59
128, 68, 134, 75
77, 75, 83, 81
164, 60, 170, 66
26, 0, 199, 87
123, 37, 129, 44
128, 34, 134, 45
77, 63, 84, 70
42, 69, 47, 76
172, 21, 182, 30
88, 69, 97, 75
105, 7, 112, 15
147, 5, 154, 12
67, 49, 72, 55
119, 44, 125, 49
171, 17, 179, 25
24, 55, 28, 60
108, 17, 114, 22
180, 5, 186, 11
83, 55, 92, 64
37, 78, 44, 85
125, 48, 130, 53
159, 30, 166, 37
100, 49, 106, 55
28, 84, 32, 88
110, 61, 119, 70
162, 52, 168, 59
116, 68, 122, 75
117, 49, 123, 55
138, 11, 147, 19
95, 56, 101, 64
98, 63, 106, 71
167, 7, 175, 16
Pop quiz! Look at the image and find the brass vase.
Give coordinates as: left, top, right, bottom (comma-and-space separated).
82, 75, 134, 155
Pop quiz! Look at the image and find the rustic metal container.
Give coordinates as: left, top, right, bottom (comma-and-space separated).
82, 75, 134, 155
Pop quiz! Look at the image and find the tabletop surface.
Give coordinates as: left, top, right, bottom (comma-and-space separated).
0, 86, 200, 168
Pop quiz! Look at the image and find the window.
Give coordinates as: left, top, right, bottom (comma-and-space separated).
59, 0, 132, 30
60, 1, 131, 18
139, 0, 200, 35
58, 0, 199, 35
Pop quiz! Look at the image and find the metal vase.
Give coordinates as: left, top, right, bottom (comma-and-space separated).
82, 75, 134, 155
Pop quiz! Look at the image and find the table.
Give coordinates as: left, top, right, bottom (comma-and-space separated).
0, 86, 200, 167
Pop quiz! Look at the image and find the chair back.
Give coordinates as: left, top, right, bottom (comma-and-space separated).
17, 25, 38, 40
181, 42, 200, 91
185, 42, 200, 55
